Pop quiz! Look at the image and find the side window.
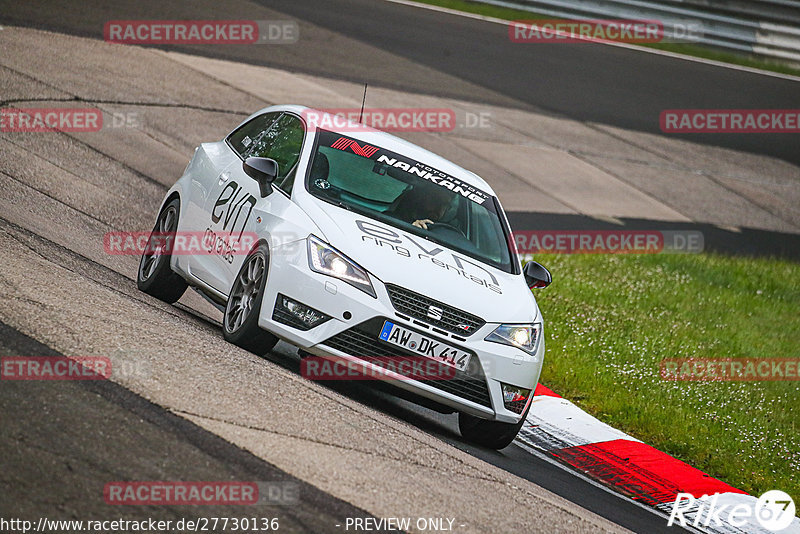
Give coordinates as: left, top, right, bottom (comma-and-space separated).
469, 200, 502, 260
226, 112, 281, 157
247, 113, 305, 182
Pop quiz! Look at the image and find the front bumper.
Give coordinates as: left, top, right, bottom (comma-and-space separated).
258, 240, 543, 423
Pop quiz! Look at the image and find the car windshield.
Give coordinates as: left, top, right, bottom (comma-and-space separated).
305, 130, 516, 273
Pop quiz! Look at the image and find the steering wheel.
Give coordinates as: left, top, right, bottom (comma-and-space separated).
427, 222, 467, 239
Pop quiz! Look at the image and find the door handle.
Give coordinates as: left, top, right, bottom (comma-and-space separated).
218, 171, 231, 185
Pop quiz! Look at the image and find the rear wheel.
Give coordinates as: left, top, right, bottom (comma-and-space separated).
137, 198, 188, 303
223, 245, 279, 355
458, 402, 531, 449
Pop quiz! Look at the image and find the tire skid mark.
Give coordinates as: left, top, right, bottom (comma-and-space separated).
176, 408, 505, 484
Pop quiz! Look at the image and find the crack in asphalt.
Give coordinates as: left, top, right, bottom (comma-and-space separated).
174, 407, 550, 492
0, 95, 252, 116
173, 408, 489, 475
0, 63, 75, 100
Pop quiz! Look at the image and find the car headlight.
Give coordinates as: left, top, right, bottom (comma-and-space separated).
307, 235, 376, 298
485, 323, 542, 355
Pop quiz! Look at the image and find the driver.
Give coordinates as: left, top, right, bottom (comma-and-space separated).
389, 184, 451, 230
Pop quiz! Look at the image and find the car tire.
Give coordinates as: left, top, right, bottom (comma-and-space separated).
137, 198, 188, 303
458, 401, 531, 450
223, 244, 279, 355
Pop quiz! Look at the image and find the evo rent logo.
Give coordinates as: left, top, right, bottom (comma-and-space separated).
668, 491, 796, 531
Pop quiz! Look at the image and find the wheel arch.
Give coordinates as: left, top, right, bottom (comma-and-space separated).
162, 190, 181, 210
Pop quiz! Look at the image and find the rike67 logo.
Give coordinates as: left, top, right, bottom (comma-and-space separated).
669, 491, 797, 531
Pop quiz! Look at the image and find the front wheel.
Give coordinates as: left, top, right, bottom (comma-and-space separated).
223, 245, 278, 355
458, 402, 531, 449
137, 198, 188, 303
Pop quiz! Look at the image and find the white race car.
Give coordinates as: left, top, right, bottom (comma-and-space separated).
138, 105, 552, 449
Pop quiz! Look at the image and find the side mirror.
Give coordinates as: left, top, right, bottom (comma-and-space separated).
523, 261, 552, 289
243, 157, 279, 197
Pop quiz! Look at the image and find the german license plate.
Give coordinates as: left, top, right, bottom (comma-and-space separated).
379, 321, 471, 372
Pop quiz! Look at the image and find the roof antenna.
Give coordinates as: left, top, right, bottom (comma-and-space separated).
358, 83, 368, 124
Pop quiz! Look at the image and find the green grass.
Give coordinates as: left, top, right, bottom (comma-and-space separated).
412, 0, 800, 77
529, 252, 799, 498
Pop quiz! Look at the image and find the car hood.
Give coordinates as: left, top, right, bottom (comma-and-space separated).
298, 196, 540, 324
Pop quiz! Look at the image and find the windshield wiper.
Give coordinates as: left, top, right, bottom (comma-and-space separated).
319, 195, 352, 212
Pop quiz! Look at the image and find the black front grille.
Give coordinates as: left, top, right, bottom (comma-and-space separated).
385, 284, 485, 337
321, 318, 492, 409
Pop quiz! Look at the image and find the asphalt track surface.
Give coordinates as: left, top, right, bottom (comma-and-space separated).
2, 0, 798, 165
0, 1, 793, 533
0, 323, 379, 532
